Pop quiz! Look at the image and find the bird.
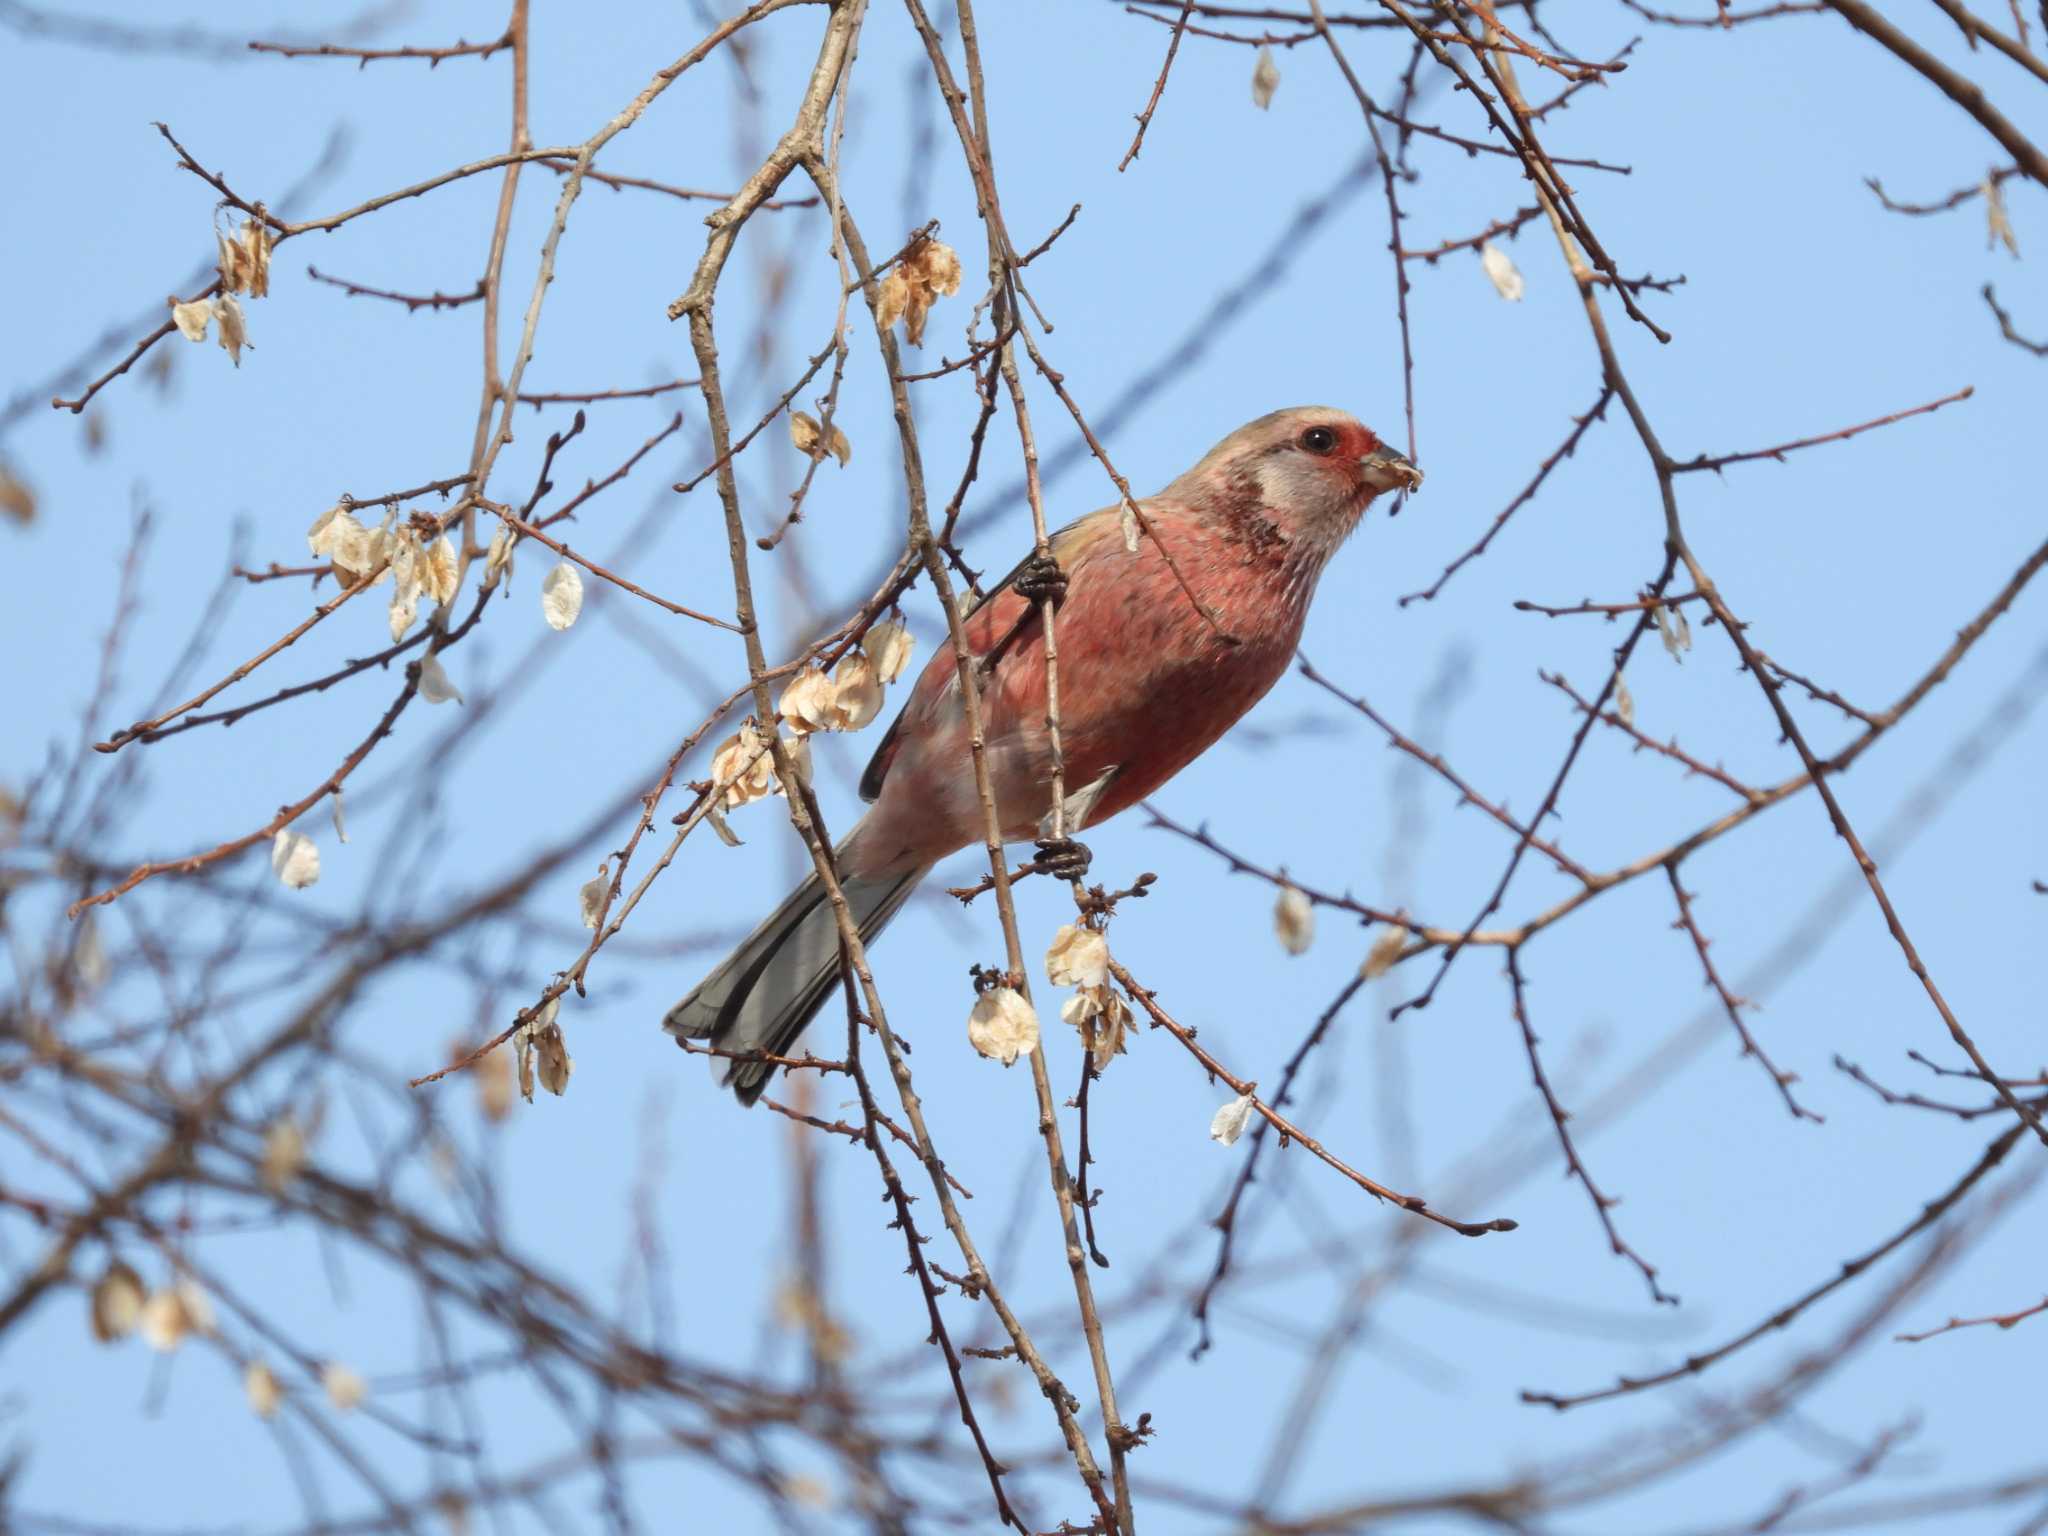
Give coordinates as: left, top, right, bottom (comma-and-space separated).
665, 406, 1421, 1102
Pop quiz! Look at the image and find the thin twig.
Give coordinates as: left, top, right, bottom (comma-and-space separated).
1665, 862, 1821, 1120
1507, 947, 1677, 1304
1670, 386, 1973, 474
1119, 0, 1195, 171
248, 32, 516, 65
307, 266, 486, 312
1524, 1119, 2029, 1406
1400, 388, 1613, 605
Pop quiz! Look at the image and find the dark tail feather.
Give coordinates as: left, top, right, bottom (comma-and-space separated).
662, 845, 926, 1105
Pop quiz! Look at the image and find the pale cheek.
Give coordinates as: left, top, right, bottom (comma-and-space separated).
1247, 458, 1277, 506
1254, 456, 1347, 526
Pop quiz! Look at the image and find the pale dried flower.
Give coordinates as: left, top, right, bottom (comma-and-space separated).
0, 464, 34, 526
215, 292, 248, 366
387, 533, 422, 640
416, 533, 458, 607
175, 1277, 215, 1335
139, 1289, 191, 1352
513, 995, 568, 1103
1045, 924, 1110, 989
1252, 47, 1281, 108
417, 654, 463, 705
241, 219, 272, 297
1480, 241, 1527, 302
483, 522, 515, 589
778, 665, 839, 735
831, 650, 883, 730
388, 584, 419, 642
534, 1021, 573, 1097
866, 617, 915, 683
307, 506, 378, 584
1274, 885, 1313, 956
875, 268, 911, 332
705, 800, 742, 846
876, 235, 962, 347
475, 1040, 513, 1123
968, 986, 1039, 1067
271, 829, 321, 891
218, 218, 273, 297
90, 1261, 145, 1343
322, 1360, 368, 1411
789, 410, 851, 467
1655, 602, 1692, 661
245, 1360, 283, 1419
541, 561, 584, 630
1615, 673, 1635, 729
74, 910, 108, 994
261, 1116, 307, 1193
777, 730, 812, 792
1062, 984, 1133, 1070
170, 296, 213, 343
784, 1476, 833, 1511
772, 1278, 853, 1363
579, 864, 610, 930
1210, 1092, 1258, 1146
1361, 923, 1408, 981
711, 721, 778, 809
1985, 175, 2019, 256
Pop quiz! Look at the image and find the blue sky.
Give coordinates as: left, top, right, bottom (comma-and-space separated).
3, 2, 2044, 1532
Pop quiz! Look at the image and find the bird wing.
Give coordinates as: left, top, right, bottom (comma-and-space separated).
857, 512, 1102, 803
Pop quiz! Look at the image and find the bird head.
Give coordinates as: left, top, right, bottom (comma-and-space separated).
1173, 406, 1421, 545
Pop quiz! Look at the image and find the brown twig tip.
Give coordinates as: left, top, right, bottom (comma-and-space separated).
1984, 284, 2048, 356
1895, 1295, 2048, 1343
1671, 386, 1974, 474
1621, 0, 1825, 24
1298, 659, 1593, 885
1665, 862, 1821, 1120
231, 562, 330, 585
308, 266, 486, 312
1867, 165, 2017, 216
1833, 1054, 2012, 1120
1544, 669, 1764, 802
247, 32, 517, 66
1120, 1, 1195, 172
1506, 947, 1681, 1305
1517, 590, 1705, 620
1527, 1119, 2029, 1409
1111, 959, 1517, 1251
1401, 387, 1614, 605
1400, 204, 1543, 263
517, 377, 698, 408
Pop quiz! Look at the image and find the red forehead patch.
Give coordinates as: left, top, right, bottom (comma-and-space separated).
1338, 421, 1381, 458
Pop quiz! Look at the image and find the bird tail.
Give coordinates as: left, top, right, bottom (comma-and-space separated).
662, 836, 927, 1105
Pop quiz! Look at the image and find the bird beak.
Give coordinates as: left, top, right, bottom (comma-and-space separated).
1360, 446, 1422, 495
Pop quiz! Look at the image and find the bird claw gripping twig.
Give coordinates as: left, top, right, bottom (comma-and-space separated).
1030, 836, 1093, 881
1012, 551, 1068, 608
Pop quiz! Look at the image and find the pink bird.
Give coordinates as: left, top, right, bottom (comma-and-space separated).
665, 407, 1421, 1101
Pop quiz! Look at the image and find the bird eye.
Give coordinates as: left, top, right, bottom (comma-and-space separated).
1300, 426, 1338, 455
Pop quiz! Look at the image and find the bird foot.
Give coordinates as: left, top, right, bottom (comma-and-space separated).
1030, 836, 1093, 882
1012, 552, 1068, 608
